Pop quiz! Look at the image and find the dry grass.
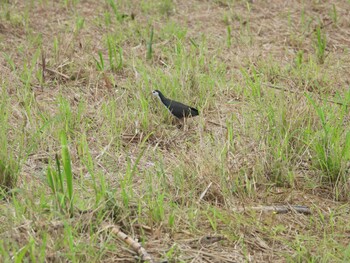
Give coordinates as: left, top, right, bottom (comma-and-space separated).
1, 0, 350, 262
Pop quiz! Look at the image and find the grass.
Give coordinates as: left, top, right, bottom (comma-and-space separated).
0, 0, 350, 262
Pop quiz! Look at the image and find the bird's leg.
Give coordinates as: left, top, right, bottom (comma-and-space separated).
182, 118, 188, 132
173, 117, 185, 129
172, 118, 180, 126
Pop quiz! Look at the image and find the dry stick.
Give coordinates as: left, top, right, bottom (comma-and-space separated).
41, 50, 46, 84
305, 20, 333, 38
262, 83, 345, 106
102, 223, 155, 263
233, 205, 311, 215
206, 120, 228, 129
198, 182, 212, 203
45, 67, 70, 80
38, 64, 70, 80
183, 248, 238, 263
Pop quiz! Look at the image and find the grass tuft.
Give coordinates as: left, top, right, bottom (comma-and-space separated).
314, 25, 327, 64
46, 131, 74, 216
147, 26, 154, 60
1, 1, 350, 262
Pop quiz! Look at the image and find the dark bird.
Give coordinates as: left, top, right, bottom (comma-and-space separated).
152, 90, 199, 119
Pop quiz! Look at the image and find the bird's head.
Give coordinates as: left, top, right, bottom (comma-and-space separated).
152, 90, 161, 97
152, 90, 163, 102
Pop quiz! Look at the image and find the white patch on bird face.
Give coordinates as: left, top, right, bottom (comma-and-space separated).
152, 90, 174, 117
152, 90, 161, 102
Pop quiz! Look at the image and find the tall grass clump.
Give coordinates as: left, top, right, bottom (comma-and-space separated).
46, 131, 74, 216
106, 34, 123, 71
307, 93, 350, 199
0, 158, 18, 195
106, 0, 123, 21
94, 51, 105, 71
0, 86, 19, 194
241, 67, 262, 100
159, 0, 173, 17
314, 26, 327, 64
330, 4, 338, 24
146, 26, 154, 60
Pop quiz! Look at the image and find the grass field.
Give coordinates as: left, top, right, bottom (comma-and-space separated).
1, 0, 350, 262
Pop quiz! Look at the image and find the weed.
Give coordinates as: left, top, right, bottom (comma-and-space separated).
314, 26, 327, 64
106, 34, 123, 71
0, 158, 18, 194
94, 51, 105, 71
106, 0, 122, 21
0, 86, 19, 193
1, 1, 350, 262
159, 0, 173, 17
147, 26, 154, 60
46, 131, 74, 216
330, 4, 338, 24
241, 67, 262, 99
227, 25, 232, 47
75, 16, 85, 35
295, 50, 304, 68
307, 93, 350, 198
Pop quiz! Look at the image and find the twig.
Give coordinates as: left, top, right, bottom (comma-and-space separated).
261, 82, 345, 106
39, 65, 70, 80
96, 136, 115, 160
198, 182, 212, 203
102, 223, 155, 263
41, 50, 46, 84
207, 120, 227, 129
182, 248, 238, 263
233, 205, 311, 215
305, 20, 333, 37
199, 235, 226, 245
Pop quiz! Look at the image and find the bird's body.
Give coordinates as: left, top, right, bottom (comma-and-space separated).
152, 90, 199, 119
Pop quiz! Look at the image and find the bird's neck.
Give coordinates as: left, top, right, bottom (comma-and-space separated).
158, 93, 169, 104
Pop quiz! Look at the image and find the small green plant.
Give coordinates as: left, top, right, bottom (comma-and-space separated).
241, 67, 262, 99
227, 25, 232, 47
330, 4, 337, 24
165, 243, 181, 262
295, 50, 304, 68
140, 95, 149, 129
63, 0, 79, 9
75, 16, 85, 35
205, 206, 227, 231
120, 134, 151, 207
146, 26, 154, 60
46, 131, 74, 216
94, 51, 105, 71
148, 193, 165, 223
106, 35, 123, 71
58, 96, 73, 132
63, 222, 76, 262
13, 237, 35, 263
104, 11, 111, 26
106, 0, 122, 21
0, 158, 18, 195
314, 26, 327, 64
3, 52, 16, 71
0, 87, 19, 195
159, 0, 173, 16
307, 94, 350, 189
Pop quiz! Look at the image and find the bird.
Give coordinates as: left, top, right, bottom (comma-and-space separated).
152, 90, 199, 119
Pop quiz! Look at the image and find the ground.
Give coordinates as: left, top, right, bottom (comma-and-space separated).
0, 0, 350, 262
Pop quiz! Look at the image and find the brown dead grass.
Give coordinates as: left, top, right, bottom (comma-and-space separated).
1, 0, 350, 262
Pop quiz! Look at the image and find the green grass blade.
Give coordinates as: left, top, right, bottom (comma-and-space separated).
146, 26, 154, 60
60, 131, 74, 215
